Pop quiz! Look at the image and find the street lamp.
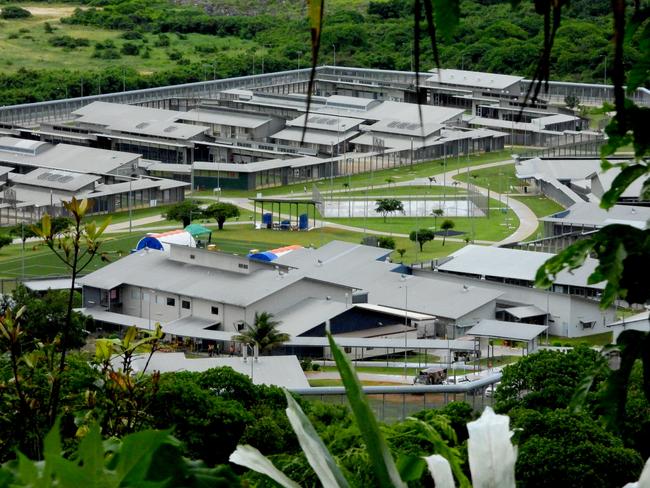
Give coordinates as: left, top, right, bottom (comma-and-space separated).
400, 274, 409, 379
147, 289, 156, 330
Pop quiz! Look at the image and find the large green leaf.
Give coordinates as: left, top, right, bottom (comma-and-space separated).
599, 162, 648, 209
109, 429, 172, 485
283, 390, 351, 488
327, 333, 407, 488
229, 445, 300, 488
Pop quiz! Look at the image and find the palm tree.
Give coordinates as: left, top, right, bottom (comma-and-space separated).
232, 312, 289, 354
431, 208, 444, 230
440, 219, 455, 246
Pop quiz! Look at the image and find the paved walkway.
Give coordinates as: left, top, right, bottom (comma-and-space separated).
11, 158, 537, 246
196, 158, 538, 245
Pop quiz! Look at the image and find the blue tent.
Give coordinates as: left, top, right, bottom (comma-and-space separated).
248, 251, 278, 261
135, 236, 165, 251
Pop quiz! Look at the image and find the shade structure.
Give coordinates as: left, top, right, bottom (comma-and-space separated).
136, 229, 196, 253
184, 223, 212, 237
248, 244, 303, 262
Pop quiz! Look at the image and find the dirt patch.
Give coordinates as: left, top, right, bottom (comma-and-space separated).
25, 6, 80, 20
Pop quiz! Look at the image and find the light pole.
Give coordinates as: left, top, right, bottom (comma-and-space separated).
128, 178, 133, 234
147, 289, 156, 330
332, 44, 336, 66
400, 274, 409, 379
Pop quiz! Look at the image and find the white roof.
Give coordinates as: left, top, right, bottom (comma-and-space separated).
0, 137, 140, 174
271, 127, 359, 145
128, 352, 309, 389
427, 69, 523, 90
516, 157, 602, 181
468, 319, 547, 341
23, 278, 79, 291
503, 305, 548, 319
437, 245, 605, 289
275, 298, 348, 336
107, 118, 207, 140
10, 168, 100, 192
181, 109, 272, 129
276, 242, 503, 320
540, 202, 650, 229
288, 114, 363, 132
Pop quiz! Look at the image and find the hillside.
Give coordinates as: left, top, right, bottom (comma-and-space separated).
0, 0, 638, 105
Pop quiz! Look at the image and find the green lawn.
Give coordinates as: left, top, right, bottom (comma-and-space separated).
466, 355, 521, 368
344, 185, 466, 197
321, 365, 421, 376
329, 205, 519, 243
547, 332, 613, 347
510, 195, 564, 218
0, 232, 143, 278
193, 150, 517, 199
453, 163, 520, 194
0, 5, 258, 74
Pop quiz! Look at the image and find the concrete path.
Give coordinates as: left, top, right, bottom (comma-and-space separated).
306, 371, 415, 385
10, 158, 536, 246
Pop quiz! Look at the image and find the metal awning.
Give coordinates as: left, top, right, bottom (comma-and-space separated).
80, 308, 476, 350
468, 319, 547, 342
503, 305, 548, 320
23, 278, 80, 292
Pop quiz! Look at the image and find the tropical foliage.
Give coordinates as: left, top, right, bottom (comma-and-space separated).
232, 311, 290, 354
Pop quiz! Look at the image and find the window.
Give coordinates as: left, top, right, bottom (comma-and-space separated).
237, 322, 246, 331
166, 297, 175, 307
211, 306, 219, 315
181, 300, 190, 310
238, 263, 248, 270
190, 254, 195, 260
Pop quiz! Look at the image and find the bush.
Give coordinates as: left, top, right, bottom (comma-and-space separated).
154, 34, 170, 47
49, 35, 90, 49
1, 6, 31, 19
377, 236, 396, 250
92, 47, 121, 59
121, 30, 143, 40
168, 50, 183, 61
300, 358, 313, 371
311, 363, 321, 371
120, 42, 140, 55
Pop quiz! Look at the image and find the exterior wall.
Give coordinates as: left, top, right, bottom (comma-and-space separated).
250, 280, 353, 317
412, 270, 615, 338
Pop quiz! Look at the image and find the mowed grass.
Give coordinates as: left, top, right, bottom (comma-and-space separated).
453, 162, 520, 193
0, 4, 258, 74
0, 232, 143, 278
511, 194, 565, 240
344, 185, 466, 197
329, 205, 520, 243
193, 150, 518, 199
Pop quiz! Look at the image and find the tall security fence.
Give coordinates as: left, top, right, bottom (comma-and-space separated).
1, 66, 648, 126
291, 374, 501, 422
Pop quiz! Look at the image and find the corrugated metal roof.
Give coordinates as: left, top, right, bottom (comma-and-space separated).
275, 298, 348, 336
437, 245, 604, 289
468, 319, 547, 341
427, 69, 523, 90
503, 305, 548, 319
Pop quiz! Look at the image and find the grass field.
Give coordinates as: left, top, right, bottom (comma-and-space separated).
344, 185, 466, 197
329, 205, 519, 243
0, 4, 258, 74
510, 194, 565, 240
547, 332, 613, 347
0, 232, 143, 278
193, 150, 518, 199
453, 162, 519, 193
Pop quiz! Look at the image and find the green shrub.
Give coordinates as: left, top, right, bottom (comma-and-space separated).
121, 30, 144, 40
1, 6, 31, 19
120, 41, 140, 55
311, 363, 321, 371
49, 35, 90, 49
